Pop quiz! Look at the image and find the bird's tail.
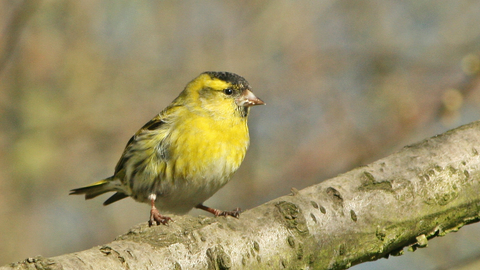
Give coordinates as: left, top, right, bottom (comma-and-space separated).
69, 178, 115, 199
70, 177, 129, 205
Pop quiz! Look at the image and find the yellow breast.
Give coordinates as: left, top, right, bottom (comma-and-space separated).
157, 108, 249, 187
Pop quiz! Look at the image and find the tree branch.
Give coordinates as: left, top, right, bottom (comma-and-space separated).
4, 121, 480, 270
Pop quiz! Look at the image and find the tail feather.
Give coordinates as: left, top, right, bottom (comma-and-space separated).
103, 192, 129, 205
70, 178, 115, 200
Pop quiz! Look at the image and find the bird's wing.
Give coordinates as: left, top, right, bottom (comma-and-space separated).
113, 114, 167, 175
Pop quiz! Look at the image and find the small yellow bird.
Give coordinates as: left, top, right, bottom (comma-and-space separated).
70, 72, 264, 226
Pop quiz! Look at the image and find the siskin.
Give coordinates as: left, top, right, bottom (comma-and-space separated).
70, 71, 265, 226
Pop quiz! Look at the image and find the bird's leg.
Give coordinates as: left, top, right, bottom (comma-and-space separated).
195, 203, 241, 218
148, 194, 172, 226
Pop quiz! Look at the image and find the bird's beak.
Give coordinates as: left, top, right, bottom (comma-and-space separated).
236, 89, 266, 107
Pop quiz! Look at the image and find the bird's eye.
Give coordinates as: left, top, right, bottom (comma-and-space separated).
223, 88, 233, 95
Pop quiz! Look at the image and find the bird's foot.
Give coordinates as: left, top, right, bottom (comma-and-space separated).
217, 208, 242, 218
196, 204, 242, 218
148, 193, 172, 226
149, 207, 172, 226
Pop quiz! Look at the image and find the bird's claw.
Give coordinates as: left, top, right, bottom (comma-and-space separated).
217, 207, 242, 218
149, 208, 172, 226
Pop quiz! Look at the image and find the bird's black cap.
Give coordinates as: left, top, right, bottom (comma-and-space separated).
203, 71, 250, 89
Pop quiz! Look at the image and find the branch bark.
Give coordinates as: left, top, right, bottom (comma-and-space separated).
4, 121, 480, 270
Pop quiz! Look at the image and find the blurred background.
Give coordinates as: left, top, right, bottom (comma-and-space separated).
1, 0, 480, 269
